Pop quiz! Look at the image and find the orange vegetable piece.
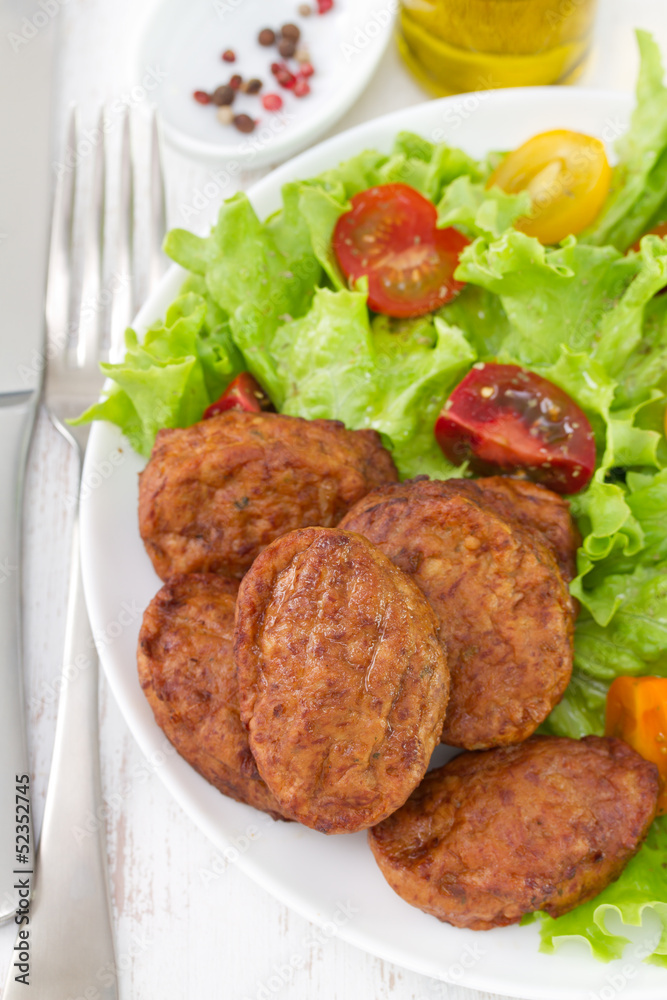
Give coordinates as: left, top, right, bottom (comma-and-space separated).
630, 220, 667, 253
605, 675, 667, 815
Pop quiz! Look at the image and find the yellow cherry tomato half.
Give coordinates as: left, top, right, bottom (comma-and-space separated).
488, 129, 612, 245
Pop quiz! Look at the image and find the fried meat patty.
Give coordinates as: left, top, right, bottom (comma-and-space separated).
369, 736, 659, 930
339, 480, 574, 749
437, 476, 580, 583
234, 527, 450, 834
137, 573, 284, 818
138, 411, 398, 581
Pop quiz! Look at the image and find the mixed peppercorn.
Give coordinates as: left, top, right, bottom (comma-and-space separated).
192, 2, 333, 134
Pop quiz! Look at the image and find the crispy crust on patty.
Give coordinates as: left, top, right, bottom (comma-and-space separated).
137, 573, 285, 818
138, 411, 398, 581
369, 736, 659, 930
234, 527, 450, 834
435, 476, 580, 584
339, 480, 574, 749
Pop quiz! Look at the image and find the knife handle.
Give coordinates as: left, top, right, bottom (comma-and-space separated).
0, 396, 38, 925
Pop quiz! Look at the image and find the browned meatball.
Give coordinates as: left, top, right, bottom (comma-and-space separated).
436, 476, 580, 583
369, 736, 659, 930
235, 527, 450, 834
137, 573, 284, 818
340, 480, 573, 750
138, 411, 398, 581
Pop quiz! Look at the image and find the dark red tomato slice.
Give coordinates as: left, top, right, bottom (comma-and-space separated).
434, 363, 596, 494
631, 221, 667, 253
332, 183, 470, 318
203, 372, 273, 419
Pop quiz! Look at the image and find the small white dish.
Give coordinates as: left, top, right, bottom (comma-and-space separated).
81, 86, 667, 999
133, 0, 396, 167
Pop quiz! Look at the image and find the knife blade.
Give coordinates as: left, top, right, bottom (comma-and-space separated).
0, 1, 56, 922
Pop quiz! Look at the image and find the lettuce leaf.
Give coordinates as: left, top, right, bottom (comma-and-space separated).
583, 30, 667, 251
70, 292, 243, 455
272, 287, 476, 479
164, 191, 321, 402
456, 231, 640, 365
540, 669, 609, 739
437, 175, 531, 240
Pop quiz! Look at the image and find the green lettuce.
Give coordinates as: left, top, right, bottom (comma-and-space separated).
437, 175, 531, 240
456, 231, 641, 365
164, 190, 321, 401
540, 669, 609, 740
583, 30, 667, 251
272, 287, 476, 479
71, 292, 243, 455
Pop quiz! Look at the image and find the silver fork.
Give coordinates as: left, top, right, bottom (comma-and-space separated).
3, 107, 167, 999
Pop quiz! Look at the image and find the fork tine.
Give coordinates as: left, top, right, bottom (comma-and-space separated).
148, 109, 168, 292
74, 108, 105, 368
109, 109, 134, 360
45, 105, 76, 362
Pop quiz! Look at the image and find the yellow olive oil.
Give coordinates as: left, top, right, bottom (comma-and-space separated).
398, 0, 599, 95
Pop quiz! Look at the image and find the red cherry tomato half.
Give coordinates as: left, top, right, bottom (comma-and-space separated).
203, 373, 273, 419
434, 363, 596, 494
631, 220, 667, 253
332, 183, 470, 318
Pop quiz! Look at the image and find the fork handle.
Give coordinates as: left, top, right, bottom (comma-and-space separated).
3, 501, 118, 999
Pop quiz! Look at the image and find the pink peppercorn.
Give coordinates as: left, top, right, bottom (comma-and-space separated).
317, 0, 334, 12
193, 90, 211, 104
276, 69, 297, 89
294, 79, 310, 97
222, 49, 236, 62
299, 62, 315, 78
262, 93, 284, 111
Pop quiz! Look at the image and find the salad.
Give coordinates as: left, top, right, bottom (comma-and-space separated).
76, 30, 667, 966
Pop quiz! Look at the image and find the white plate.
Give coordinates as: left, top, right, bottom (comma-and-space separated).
133, 0, 395, 166
81, 87, 667, 999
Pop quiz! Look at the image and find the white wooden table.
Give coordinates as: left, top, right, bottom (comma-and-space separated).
1, 2, 666, 998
